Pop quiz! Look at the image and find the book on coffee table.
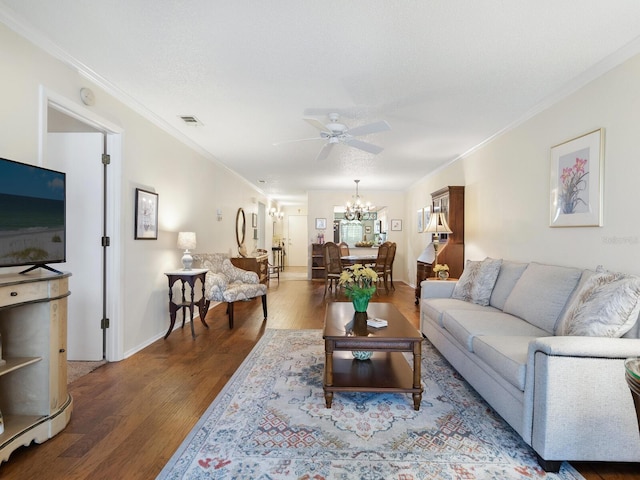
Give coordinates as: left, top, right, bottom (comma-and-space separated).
367, 318, 388, 328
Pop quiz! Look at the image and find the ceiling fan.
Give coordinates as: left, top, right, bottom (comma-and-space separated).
274, 113, 391, 162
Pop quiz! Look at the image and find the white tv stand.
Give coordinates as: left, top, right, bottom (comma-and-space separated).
0, 271, 73, 463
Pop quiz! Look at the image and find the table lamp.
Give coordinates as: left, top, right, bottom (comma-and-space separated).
423, 212, 452, 263
177, 231, 197, 270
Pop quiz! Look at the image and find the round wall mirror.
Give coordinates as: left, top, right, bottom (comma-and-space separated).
236, 207, 246, 253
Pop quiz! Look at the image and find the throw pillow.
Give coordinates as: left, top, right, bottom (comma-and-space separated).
556, 272, 640, 337
452, 258, 503, 306
471, 257, 503, 306
451, 260, 480, 303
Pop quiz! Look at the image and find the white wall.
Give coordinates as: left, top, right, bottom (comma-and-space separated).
407, 52, 640, 280
0, 24, 270, 358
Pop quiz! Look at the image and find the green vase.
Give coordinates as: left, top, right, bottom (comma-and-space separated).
352, 294, 371, 313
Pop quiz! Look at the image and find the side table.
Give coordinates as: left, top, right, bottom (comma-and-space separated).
164, 268, 209, 340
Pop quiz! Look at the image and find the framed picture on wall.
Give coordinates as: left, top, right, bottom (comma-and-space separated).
252, 213, 258, 228
391, 219, 402, 231
315, 218, 327, 230
423, 205, 431, 231
134, 188, 158, 239
416, 208, 423, 232
549, 128, 604, 227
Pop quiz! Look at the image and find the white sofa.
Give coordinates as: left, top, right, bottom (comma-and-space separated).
419, 259, 640, 471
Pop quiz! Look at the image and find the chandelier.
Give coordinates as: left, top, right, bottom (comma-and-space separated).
344, 179, 375, 221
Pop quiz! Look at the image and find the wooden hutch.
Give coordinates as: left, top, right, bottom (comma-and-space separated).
415, 186, 465, 303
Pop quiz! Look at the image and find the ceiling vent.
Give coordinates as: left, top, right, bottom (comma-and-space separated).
178, 115, 203, 126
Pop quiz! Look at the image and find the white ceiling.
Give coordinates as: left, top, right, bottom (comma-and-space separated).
3, 1, 640, 206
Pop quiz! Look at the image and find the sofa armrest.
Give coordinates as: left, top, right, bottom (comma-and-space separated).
420, 279, 457, 299
528, 336, 640, 360
523, 335, 640, 463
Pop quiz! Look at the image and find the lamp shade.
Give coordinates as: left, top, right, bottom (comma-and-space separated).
424, 212, 452, 235
177, 231, 196, 251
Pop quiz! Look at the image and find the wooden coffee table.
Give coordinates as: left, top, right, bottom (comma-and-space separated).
323, 302, 423, 410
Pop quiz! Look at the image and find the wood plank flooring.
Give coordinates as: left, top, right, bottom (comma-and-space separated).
0, 269, 638, 479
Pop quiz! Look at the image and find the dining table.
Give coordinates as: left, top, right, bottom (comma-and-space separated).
341, 254, 377, 266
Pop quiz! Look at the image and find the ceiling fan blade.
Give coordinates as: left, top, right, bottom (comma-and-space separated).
347, 120, 391, 137
304, 118, 332, 133
315, 143, 334, 162
272, 137, 321, 147
344, 138, 384, 155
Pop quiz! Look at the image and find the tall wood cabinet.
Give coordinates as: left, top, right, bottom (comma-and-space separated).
415, 186, 465, 303
0, 271, 73, 463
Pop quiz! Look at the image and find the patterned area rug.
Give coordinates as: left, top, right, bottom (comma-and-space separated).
157, 329, 584, 480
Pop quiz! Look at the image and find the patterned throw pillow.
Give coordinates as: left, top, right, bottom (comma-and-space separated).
452, 258, 503, 306
556, 272, 640, 337
451, 260, 480, 303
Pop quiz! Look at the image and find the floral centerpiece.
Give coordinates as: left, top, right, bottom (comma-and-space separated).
339, 264, 378, 312
433, 263, 449, 279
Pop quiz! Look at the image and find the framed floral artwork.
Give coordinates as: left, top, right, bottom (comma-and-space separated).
315, 218, 327, 230
549, 129, 604, 227
391, 219, 402, 231
416, 209, 423, 233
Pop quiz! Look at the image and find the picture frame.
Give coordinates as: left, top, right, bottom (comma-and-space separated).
549, 129, 604, 227
417, 208, 424, 233
134, 188, 158, 239
315, 218, 327, 230
365, 226, 372, 234
423, 206, 431, 231
391, 219, 403, 231
251, 213, 258, 228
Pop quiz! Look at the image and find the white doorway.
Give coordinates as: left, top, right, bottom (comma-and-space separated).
42, 90, 124, 362
287, 215, 308, 267
47, 132, 104, 360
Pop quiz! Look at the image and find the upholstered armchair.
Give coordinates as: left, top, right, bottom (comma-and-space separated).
193, 253, 267, 329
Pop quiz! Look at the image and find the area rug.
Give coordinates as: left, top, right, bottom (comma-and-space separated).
157, 329, 584, 480
67, 360, 107, 383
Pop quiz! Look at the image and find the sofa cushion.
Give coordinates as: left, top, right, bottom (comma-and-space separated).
441, 310, 548, 352
421, 298, 494, 327
556, 272, 640, 337
452, 257, 503, 306
472, 336, 538, 391
502, 262, 582, 333
489, 261, 529, 310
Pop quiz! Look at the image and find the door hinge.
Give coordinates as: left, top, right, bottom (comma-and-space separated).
101, 236, 110, 247
101, 318, 110, 329
102, 154, 111, 165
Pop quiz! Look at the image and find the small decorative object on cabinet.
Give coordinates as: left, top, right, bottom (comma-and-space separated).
311, 243, 325, 279
0, 271, 73, 463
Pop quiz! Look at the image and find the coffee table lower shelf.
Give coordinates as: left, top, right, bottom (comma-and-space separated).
323, 351, 422, 410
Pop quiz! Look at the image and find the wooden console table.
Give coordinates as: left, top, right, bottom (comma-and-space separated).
231, 254, 268, 284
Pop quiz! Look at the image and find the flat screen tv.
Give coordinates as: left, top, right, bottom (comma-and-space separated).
0, 157, 66, 273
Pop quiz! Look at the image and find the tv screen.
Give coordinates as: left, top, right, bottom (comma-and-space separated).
0, 157, 66, 272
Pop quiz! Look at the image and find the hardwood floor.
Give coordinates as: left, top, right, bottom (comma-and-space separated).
0, 269, 638, 479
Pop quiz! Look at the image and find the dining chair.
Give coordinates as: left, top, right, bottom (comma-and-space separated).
372, 242, 391, 294
338, 242, 350, 256
323, 242, 344, 298
385, 242, 397, 291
